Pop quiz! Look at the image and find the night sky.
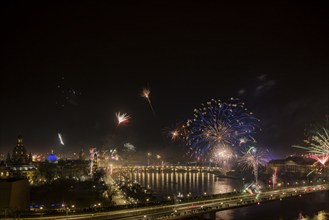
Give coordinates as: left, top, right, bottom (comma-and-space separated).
1, 2, 328, 159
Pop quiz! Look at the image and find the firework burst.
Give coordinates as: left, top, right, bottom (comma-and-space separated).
170, 130, 179, 140
171, 125, 187, 141
184, 98, 259, 158
141, 88, 155, 115
115, 112, 130, 126
238, 146, 268, 185
293, 119, 329, 155
210, 144, 235, 171
292, 116, 329, 172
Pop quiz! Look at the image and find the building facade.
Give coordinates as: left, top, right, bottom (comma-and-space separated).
267, 156, 314, 176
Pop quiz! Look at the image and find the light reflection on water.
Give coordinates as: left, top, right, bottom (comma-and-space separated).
125, 171, 329, 220
127, 171, 242, 196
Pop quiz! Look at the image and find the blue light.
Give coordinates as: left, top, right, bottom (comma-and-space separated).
47, 154, 57, 162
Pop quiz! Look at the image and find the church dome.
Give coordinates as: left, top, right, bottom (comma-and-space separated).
47, 151, 58, 162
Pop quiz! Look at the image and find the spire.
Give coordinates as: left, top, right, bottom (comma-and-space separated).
6, 152, 11, 163
17, 135, 23, 146
79, 148, 85, 160
28, 152, 33, 163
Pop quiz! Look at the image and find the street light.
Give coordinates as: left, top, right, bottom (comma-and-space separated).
156, 155, 161, 166
147, 153, 151, 166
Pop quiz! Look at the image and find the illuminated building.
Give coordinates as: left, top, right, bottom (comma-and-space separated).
5, 136, 36, 182
267, 156, 314, 176
11, 135, 29, 164
0, 161, 11, 179
47, 150, 58, 163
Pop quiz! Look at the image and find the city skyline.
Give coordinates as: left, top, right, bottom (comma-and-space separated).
1, 2, 328, 158
1, 2, 329, 219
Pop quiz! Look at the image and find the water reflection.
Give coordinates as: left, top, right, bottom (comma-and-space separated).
125, 171, 329, 220
127, 171, 242, 196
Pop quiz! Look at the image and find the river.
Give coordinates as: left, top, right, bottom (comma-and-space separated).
125, 171, 329, 220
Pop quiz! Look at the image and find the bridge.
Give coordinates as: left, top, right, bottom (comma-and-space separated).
17, 183, 329, 220
114, 165, 224, 174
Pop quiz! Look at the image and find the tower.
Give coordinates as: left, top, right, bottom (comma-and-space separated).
92, 153, 98, 172
12, 135, 28, 164
79, 148, 85, 160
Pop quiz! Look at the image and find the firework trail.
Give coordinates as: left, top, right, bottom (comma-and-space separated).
58, 133, 64, 145
89, 148, 97, 175
272, 167, 277, 189
141, 88, 155, 115
115, 112, 130, 126
238, 146, 268, 185
184, 98, 259, 159
309, 154, 329, 166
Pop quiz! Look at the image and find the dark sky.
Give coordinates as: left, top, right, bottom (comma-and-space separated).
1, 2, 328, 159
